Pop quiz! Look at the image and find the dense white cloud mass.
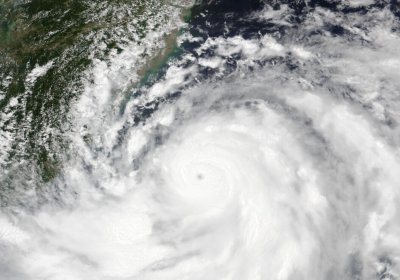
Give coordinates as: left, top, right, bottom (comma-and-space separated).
1, 1, 400, 279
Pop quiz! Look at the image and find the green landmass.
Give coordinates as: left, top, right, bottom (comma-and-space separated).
0, 0, 190, 207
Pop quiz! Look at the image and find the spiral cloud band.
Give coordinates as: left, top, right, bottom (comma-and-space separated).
1, 1, 400, 280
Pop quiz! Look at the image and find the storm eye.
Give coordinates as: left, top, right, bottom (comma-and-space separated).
196, 173, 204, 180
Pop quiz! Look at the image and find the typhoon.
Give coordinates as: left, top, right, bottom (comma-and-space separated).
1, 0, 400, 279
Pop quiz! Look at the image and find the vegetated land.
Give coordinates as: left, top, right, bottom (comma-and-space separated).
0, 0, 186, 207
